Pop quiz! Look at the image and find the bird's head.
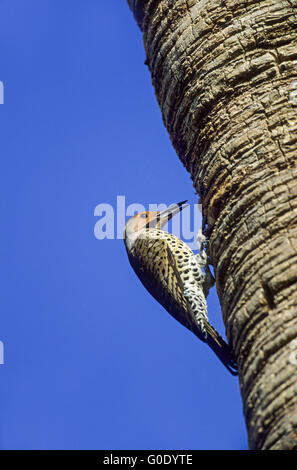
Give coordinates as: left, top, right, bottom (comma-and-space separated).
124, 200, 188, 251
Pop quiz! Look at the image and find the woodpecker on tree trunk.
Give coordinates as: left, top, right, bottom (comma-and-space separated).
124, 201, 238, 375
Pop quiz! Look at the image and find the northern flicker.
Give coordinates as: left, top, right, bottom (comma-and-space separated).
124, 201, 238, 375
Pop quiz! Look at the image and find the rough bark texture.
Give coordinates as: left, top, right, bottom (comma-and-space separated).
128, 0, 297, 450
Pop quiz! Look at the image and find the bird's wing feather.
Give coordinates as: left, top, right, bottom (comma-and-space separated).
165, 244, 201, 331
129, 234, 196, 334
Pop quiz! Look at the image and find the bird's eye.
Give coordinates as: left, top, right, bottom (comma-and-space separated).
141, 213, 147, 218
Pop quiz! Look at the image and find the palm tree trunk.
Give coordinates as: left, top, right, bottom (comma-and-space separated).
127, 0, 297, 450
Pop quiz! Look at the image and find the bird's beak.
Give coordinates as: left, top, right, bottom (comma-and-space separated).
146, 200, 189, 229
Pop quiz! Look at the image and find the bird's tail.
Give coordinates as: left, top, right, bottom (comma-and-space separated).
200, 321, 238, 376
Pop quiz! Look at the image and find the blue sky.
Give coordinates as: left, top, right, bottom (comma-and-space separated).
0, 1, 247, 449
